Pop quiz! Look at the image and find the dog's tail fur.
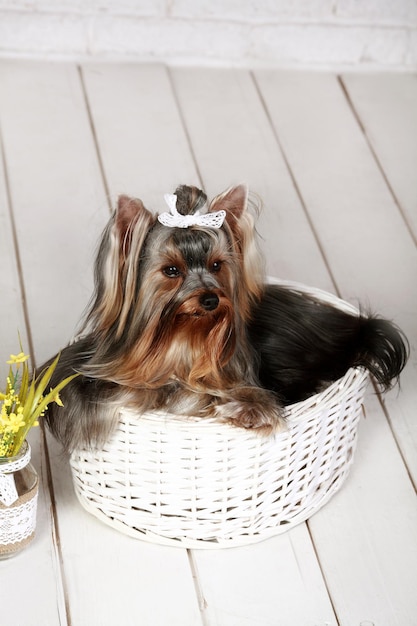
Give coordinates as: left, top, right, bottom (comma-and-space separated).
354, 316, 409, 390
249, 285, 409, 404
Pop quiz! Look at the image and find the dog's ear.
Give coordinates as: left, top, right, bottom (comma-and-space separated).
116, 195, 154, 252
114, 195, 156, 333
209, 184, 248, 223
211, 184, 263, 309
116, 194, 145, 227
86, 195, 155, 336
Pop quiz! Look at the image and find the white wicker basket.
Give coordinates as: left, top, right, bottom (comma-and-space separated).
70, 281, 369, 548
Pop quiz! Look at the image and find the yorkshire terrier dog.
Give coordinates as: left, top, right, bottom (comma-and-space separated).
45, 184, 408, 452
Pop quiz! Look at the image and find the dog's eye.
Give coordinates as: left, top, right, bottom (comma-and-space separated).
211, 261, 222, 273
163, 266, 181, 278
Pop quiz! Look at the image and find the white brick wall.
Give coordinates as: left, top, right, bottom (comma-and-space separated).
0, 0, 416, 68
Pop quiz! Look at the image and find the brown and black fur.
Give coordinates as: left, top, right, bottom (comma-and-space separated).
44, 185, 409, 451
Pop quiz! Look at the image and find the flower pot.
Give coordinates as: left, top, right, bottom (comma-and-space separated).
0, 441, 39, 559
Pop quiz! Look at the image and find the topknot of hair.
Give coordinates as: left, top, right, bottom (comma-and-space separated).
174, 185, 207, 216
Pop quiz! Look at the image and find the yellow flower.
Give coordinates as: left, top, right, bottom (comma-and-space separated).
51, 390, 64, 407
5, 411, 25, 433
7, 352, 30, 365
1, 346, 77, 457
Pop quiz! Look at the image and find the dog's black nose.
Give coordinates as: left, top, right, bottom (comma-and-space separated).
199, 292, 219, 311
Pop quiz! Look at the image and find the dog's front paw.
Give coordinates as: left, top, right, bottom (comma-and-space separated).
215, 388, 286, 435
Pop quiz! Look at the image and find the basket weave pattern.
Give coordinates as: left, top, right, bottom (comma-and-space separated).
70, 284, 369, 548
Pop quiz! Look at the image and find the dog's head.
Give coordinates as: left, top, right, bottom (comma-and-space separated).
83, 185, 264, 389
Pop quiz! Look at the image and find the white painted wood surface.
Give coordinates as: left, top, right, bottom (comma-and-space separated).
0, 138, 28, 379
0, 61, 416, 626
341, 72, 417, 244
0, 61, 109, 365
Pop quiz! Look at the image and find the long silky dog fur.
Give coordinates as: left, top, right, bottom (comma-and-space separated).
44, 184, 409, 452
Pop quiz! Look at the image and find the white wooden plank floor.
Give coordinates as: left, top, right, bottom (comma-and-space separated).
0, 61, 416, 626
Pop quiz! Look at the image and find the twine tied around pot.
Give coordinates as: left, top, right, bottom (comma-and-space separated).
0, 443, 32, 506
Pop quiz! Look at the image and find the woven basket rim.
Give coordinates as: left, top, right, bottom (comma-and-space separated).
119, 366, 367, 430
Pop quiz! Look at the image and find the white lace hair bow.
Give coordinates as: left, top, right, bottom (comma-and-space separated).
158, 194, 226, 229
